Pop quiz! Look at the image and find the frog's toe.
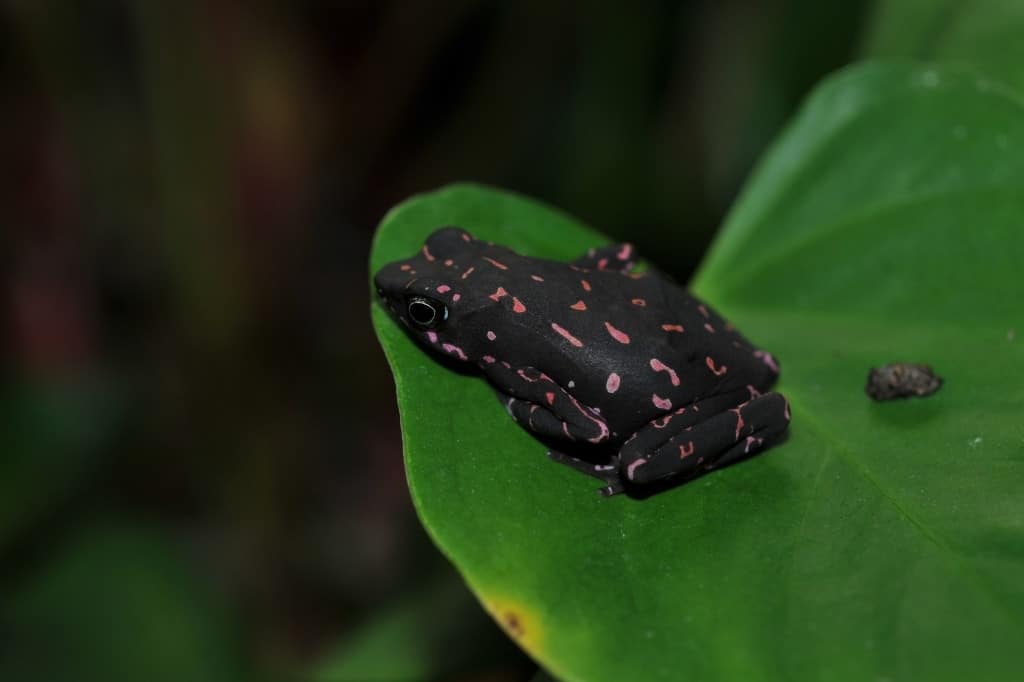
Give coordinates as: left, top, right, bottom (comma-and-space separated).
598, 479, 625, 497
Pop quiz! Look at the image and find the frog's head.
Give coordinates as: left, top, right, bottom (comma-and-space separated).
374, 226, 509, 364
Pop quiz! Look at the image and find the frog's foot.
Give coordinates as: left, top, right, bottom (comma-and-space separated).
619, 392, 791, 486
572, 243, 637, 273
546, 449, 624, 496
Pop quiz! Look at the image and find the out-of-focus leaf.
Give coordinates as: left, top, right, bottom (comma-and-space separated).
311, 572, 529, 682
0, 524, 246, 682
863, 0, 1024, 94
0, 380, 120, 548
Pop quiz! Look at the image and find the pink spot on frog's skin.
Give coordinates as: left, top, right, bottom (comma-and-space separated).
452, 293, 461, 302
652, 415, 672, 429
482, 355, 496, 364
483, 256, 508, 270
436, 285, 451, 294
444, 259, 454, 266
597, 258, 609, 270
570, 300, 587, 311
652, 394, 672, 410
662, 324, 684, 333
565, 393, 609, 443
487, 331, 496, 341
422, 245, 436, 261
784, 399, 792, 421
617, 244, 632, 260
545, 391, 556, 405
754, 349, 780, 374
626, 458, 647, 481
442, 343, 467, 361
744, 436, 764, 454
501, 360, 511, 369
426, 331, 438, 343
730, 406, 746, 439
531, 274, 544, 282
551, 323, 584, 347
581, 279, 591, 292
632, 298, 646, 307
650, 358, 680, 386
679, 441, 695, 458
461, 232, 472, 241
604, 321, 631, 344
399, 264, 412, 271
461, 267, 475, 279
705, 356, 728, 376
698, 304, 709, 318
674, 406, 686, 414
606, 372, 620, 393
704, 323, 716, 333
562, 422, 574, 440
489, 287, 508, 301
512, 297, 527, 313
747, 384, 762, 400
517, 369, 540, 383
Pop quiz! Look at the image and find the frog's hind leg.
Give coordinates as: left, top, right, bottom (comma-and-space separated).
546, 449, 626, 497
619, 391, 791, 487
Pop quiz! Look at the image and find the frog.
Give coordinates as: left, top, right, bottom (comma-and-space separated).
374, 226, 790, 496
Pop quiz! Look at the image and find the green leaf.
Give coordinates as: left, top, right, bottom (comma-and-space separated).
863, 0, 1024, 95
370, 61, 1024, 682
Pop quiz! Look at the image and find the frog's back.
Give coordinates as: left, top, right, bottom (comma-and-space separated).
501, 259, 775, 435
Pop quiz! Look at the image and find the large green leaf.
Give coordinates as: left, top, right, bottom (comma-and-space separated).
370, 61, 1024, 681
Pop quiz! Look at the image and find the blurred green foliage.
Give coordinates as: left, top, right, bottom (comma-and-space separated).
2, 524, 247, 682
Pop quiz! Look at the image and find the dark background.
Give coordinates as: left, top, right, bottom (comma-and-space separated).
1, 2, 870, 680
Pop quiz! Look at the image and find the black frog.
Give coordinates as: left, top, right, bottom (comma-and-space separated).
375, 227, 791, 496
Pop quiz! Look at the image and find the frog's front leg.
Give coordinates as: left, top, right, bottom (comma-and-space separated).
619, 391, 790, 487
482, 360, 610, 444
572, 243, 637, 273
484, 361, 621, 491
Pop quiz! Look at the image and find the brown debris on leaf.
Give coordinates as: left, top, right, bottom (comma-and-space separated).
866, 363, 943, 401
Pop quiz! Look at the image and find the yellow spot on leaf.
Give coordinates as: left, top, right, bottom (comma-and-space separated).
477, 593, 542, 653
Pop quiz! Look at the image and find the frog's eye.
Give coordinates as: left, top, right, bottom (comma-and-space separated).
407, 296, 447, 329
